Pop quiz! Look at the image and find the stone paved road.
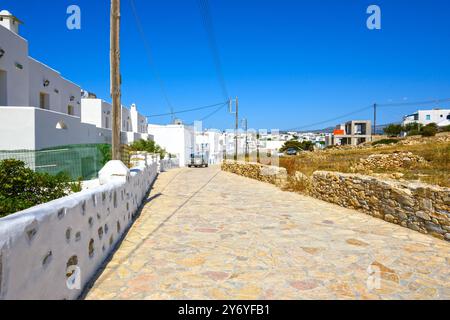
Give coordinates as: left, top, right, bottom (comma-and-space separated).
85, 167, 450, 300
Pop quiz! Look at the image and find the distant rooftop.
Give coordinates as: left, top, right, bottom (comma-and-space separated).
0, 10, 23, 23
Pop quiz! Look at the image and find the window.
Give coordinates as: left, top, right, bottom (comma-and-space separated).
0, 70, 7, 105
105, 117, 109, 129
39, 92, 49, 109
56, 121, 67, 130
426, 115, 431, 121
67, 105, 74, 115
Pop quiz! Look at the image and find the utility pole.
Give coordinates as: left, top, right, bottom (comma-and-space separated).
223, 132, 227, 161
110, 0, 121, 160
373, 103, 377, 137
256, 133, 260, 164
234, 96, 239, 161
242, 118, 248, 160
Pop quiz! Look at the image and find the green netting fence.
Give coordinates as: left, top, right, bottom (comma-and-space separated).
0, 144, 113, 181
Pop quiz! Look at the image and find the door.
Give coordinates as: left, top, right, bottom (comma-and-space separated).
39, 92, 49, 109
0, 70, 7, 106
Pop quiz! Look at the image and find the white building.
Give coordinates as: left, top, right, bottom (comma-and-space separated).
0, 10, 151, 151
148, 124, 195, 167
403, 109, 450, 127
80, 99, 151, 146
196, 129, 223, 165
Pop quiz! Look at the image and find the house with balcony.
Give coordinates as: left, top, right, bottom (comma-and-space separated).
403, 109, 450, 128
326, 120, 372, 146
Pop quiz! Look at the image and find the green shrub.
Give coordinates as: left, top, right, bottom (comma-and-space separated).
421, 123, 438, 137
70, 177, 83, 193
383, 124, 403, 137
441, 125, 450, 132
129, 139, 166, 158
407, 129, 421, 136
372, 139, 400, 146
280, 140, 314, 152
97, 144, 112, 166
0, 159, 74, 217
404, 122, 422, 133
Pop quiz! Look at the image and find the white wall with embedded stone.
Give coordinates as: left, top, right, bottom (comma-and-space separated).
0, 161, 158, 300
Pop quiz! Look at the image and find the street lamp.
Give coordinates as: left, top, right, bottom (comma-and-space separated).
0, 48, 5, 59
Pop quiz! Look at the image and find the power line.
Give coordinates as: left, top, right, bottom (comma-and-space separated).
284, 97, 450, 132
128, 0, 176, 122
377, 98, 450, 108
197, 0, 230, 101
146, 101, 228, 118
285, 106, 373, 131
200, 103, 228, 121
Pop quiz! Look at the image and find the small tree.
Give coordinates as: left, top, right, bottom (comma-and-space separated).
280, 140, 314, 152
280, 140, 304, 153
383, 124, 403, 137
129, 139, 166, 158
404, 122, 422, 133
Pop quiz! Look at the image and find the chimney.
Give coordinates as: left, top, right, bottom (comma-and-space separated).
0, 10, 23, 34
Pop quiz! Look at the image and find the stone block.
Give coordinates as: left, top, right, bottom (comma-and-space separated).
99, 161, 130, 185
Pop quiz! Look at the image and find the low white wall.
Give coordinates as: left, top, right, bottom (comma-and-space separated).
160, 158, 180, 172
0, 162, 158, 300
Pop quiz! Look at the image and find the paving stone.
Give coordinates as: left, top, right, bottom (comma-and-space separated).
85, 167, 450, 300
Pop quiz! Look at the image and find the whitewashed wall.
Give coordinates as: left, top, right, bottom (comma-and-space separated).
148, 124, 195, 167
80, 99, 111, 129
0, 107, 156, 150
0, 162, 158, 300
28, 58, 81, 116
0, 25, 29, 106
0, 25, 81, 115
160, 158, 180, 172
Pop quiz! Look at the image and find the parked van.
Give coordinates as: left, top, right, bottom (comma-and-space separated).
188, 152, 209, 168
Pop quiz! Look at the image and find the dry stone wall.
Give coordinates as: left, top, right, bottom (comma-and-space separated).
310, 171, 450, 241
222, 161, 450, 242
221, 160, 288, 187
350, 152, 427, 172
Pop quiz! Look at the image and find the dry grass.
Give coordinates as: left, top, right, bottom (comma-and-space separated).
280, 136, 450, 188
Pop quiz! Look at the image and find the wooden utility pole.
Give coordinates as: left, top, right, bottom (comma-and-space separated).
110, 0, 121, 160
373, 103, 377, 137
234, 97, 239, 161
242, 118, 248, 160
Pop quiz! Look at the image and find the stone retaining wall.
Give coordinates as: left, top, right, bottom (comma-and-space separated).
221, 160, 288, 187
221, 161, 450, 242
310, 171, 450, 241
0, 161, 158, 300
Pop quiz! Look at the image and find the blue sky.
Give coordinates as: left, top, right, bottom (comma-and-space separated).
3, 0, 450, 130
